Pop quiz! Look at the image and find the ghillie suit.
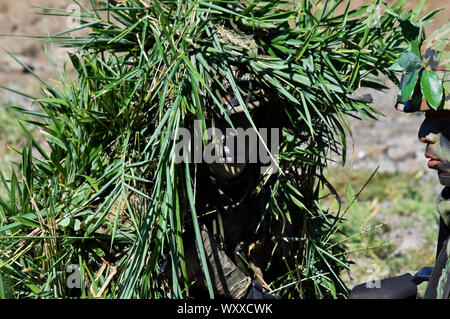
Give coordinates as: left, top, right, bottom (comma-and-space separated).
0, 0, 414, 299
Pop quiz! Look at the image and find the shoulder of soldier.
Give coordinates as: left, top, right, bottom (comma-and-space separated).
437, 239, 450, 299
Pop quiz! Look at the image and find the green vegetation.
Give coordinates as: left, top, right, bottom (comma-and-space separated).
0, 93, 36, 194
322, 169, 439, 296
0, 0, 437, 299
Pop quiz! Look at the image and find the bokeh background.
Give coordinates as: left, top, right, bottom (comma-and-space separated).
0, 0, 448, 297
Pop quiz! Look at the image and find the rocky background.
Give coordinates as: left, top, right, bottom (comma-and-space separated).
331, 0, 449, 181
334, 76, 430, 177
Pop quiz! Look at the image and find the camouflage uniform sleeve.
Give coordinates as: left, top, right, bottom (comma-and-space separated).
431, 189, 450, 298
436, 239, 450, 299
424, 237, 450, 299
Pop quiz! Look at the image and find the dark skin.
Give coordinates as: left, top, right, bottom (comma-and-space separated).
418, 110, 450, 175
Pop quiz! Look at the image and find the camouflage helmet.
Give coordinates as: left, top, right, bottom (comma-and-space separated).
395, 23, 449, 113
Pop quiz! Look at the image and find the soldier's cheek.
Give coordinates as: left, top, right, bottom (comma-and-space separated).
435, 134, 450, 163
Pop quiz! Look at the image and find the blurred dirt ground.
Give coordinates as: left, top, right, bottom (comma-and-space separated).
0, 1, 87, 93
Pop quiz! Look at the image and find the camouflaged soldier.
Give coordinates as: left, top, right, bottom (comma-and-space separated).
395, 22, 450, 299
181, 65, 289, 299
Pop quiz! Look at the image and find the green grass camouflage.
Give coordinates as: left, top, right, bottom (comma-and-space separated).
0, 0, 424, 299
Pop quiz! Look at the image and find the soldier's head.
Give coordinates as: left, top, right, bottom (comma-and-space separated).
395, 24, 450, 184
204, 69, 268, 183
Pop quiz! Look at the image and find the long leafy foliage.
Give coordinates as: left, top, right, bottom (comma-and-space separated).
0, 0, 427, 298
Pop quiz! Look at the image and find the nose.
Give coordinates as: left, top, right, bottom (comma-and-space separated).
418, 116, 440, 144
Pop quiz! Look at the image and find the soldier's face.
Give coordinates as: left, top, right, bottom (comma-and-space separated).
207, 114, 253, 182
418, 110, 450, 175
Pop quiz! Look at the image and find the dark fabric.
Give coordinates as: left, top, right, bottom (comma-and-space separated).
437, 217, 450, 259
436, 187, 450, 258
194, 163, 300, 285
348, 273, 417, 299
244, 281, 276, 299
424, 237, 450, 299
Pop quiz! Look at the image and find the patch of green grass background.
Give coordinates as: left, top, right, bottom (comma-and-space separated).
322, 169, 440, 297
0, 94, 25, 178
0, 92, 39, 197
